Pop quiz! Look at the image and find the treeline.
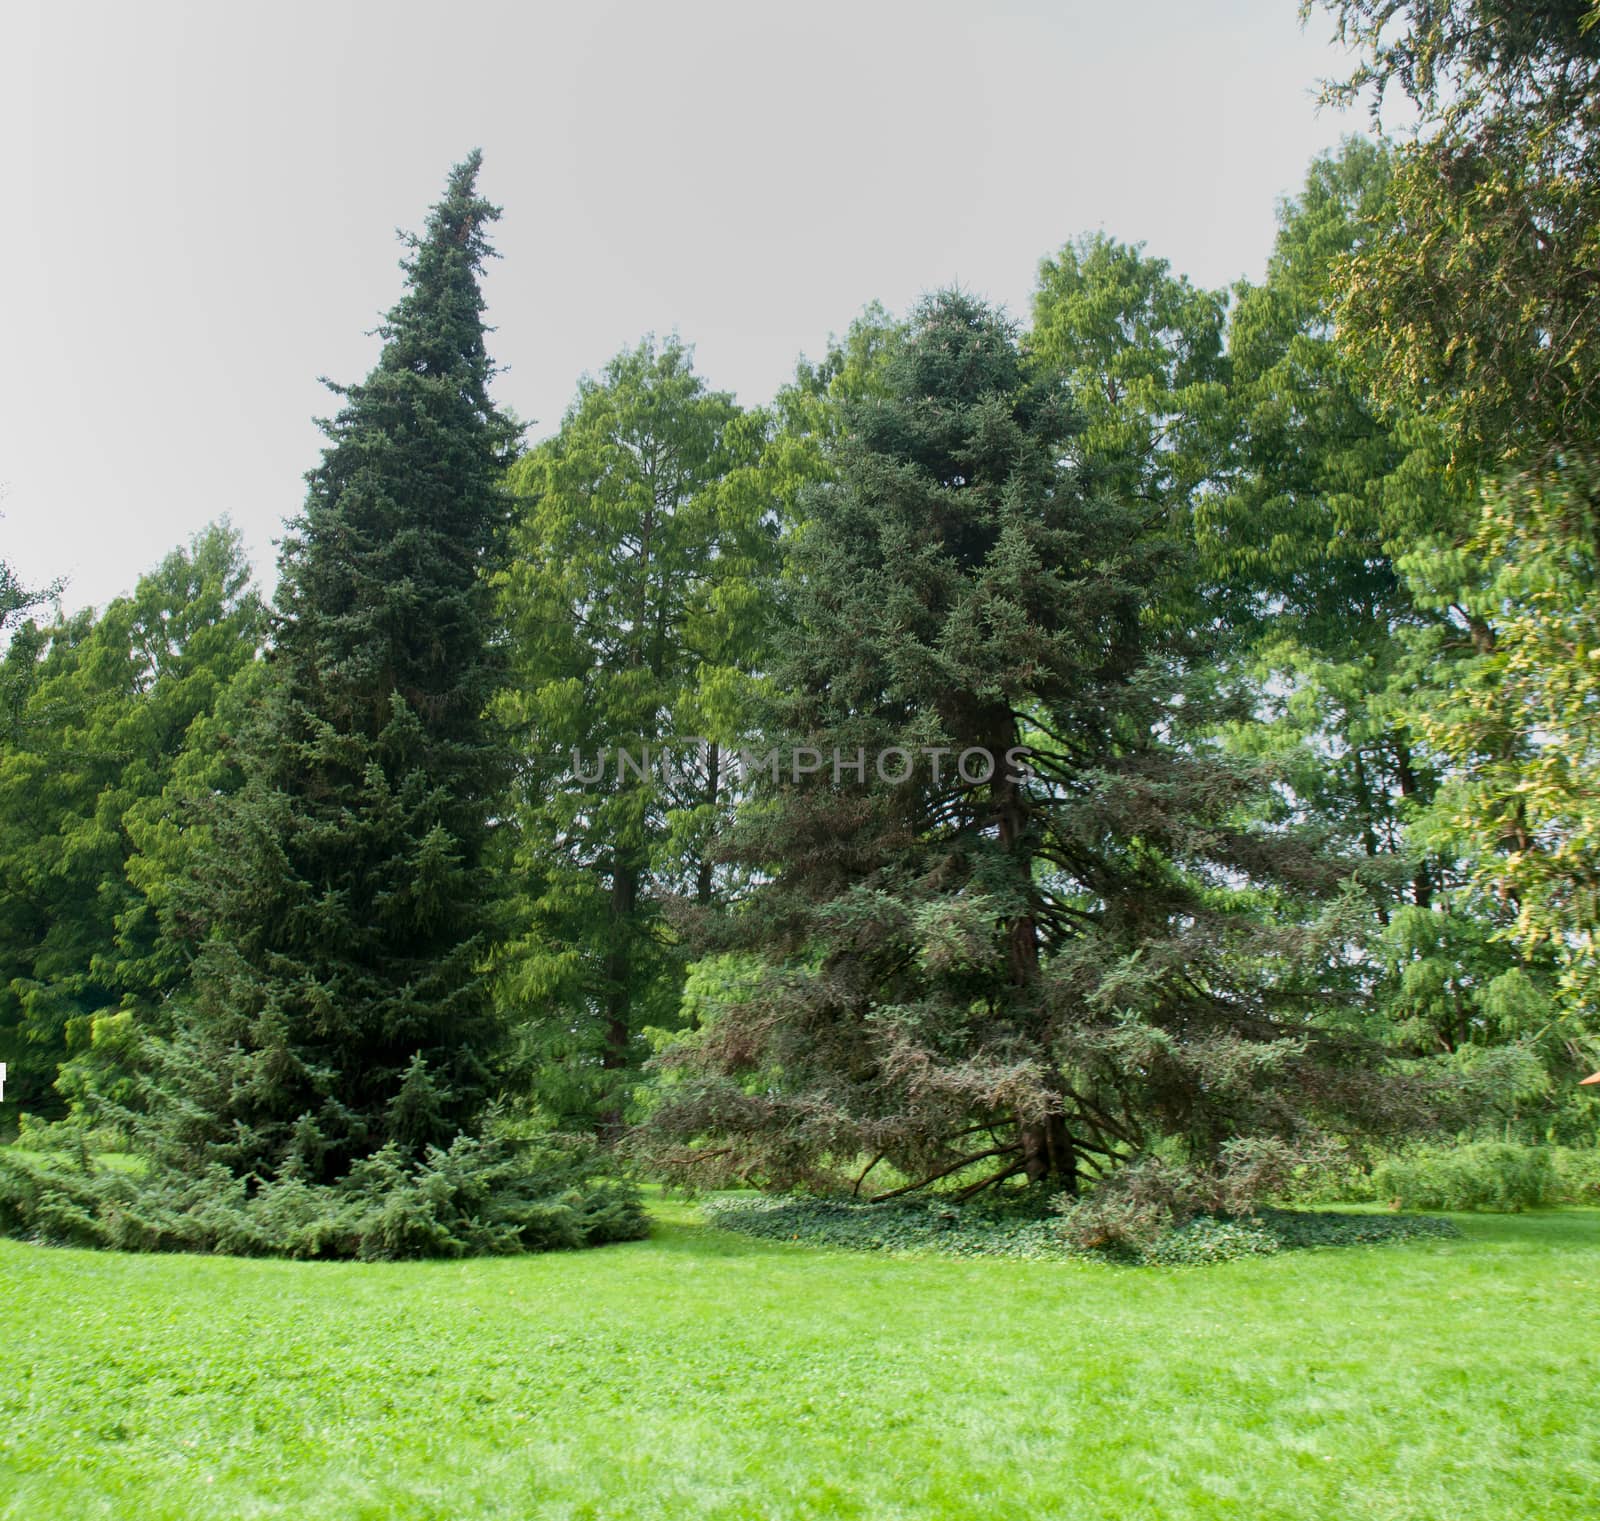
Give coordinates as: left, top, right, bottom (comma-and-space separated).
2, 0, 1598, 1255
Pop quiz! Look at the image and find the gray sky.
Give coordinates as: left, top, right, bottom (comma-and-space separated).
1, 0, 1371, 616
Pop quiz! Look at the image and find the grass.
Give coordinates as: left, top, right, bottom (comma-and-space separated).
2, 1198, 1597, 1520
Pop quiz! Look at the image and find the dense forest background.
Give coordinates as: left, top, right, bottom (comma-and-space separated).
3, 0, 1599, 1257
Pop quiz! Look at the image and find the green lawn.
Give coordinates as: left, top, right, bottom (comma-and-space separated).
2, 1200, 1596, 1520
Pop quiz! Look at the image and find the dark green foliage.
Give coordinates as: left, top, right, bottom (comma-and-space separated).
0, 528, 59, 668
0, 1133, 645, 1260
645, 289, 1442, 1207
700, 1192, 1070, 1260
700, 1191, 1457, 1264
140, 154, 521, 1193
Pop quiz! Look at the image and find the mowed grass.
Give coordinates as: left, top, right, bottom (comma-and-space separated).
2, 1200, 1597, 1521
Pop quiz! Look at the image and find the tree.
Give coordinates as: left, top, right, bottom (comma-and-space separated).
644, 291, 1429, 1208
1, 508, 62, 743
1311, 0, 1600, 1028
1313, 0, 1600, 474
151, 154, 520, 1184
1031, 233, 1228, 522
1, 159, 647, 1258
0, 524, 263, 1115
1198, 142, 1457, 910
497, 337, 774, 1134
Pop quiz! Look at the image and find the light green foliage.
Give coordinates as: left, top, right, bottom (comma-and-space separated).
1378, 901, 1552, 1056
1304, 1140, 1600, 1208
1369, 1142, 1559, 1212
1315, 0, 1600, 474
0, 523, 262, 1116
1199, 141, 1454, 890
1404, 462, 1600, 1020
1032, 232, 1228, 517
1, 1205, 1596, 1517
763, 303, 902, 530
1191, 141, 1573, 1107
1313, 1, 1600, 1041
498, 337, 776, 1130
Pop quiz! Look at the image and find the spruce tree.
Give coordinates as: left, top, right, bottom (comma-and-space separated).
1, 157, 647, 1256
158, 154, 518, 1184
645, 292, 1438, 1217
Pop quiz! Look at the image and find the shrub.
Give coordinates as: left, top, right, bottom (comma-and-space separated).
699, 1193, 1070, 1261
1052, 1137, 1341, 1255
1553, 1146, 1600, 1204
700, 1192, 1458, 1265
0, 1133, 648, 1260
1138, 1218, 1282, 1265
1369, 1141, 1557, 1212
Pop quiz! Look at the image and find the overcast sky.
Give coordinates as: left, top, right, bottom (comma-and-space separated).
1, 0, 1375, 616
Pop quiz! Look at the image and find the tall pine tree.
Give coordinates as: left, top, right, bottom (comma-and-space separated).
156, 154, 518, 1184
1, 159, 647, 1257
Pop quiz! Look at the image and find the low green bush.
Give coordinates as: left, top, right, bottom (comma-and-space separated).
1369, 1142, 1558, 1212
700, 1193, 1071, 1260
700, 1193, 1458, 1265
0, 1133, 648, 1260
1137, 1218, 1282, 1265
1552, 1146, 1600, 1204
1296, 1141, 1600, 1211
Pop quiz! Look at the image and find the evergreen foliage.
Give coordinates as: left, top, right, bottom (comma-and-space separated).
0, 155, 651, 1259
145, 153, 522, 1189
0, 1129, 645, 1258
642, 291, 1442, 1206
5, 73, 1599, 1260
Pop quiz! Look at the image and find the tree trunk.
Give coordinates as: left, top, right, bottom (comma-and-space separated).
1019, 1111, 1078, 1195
988, 713, 1077, 1193
990, 714, 1041, 982
694, 741, 720, 906
1392, 735, 1433, 907
596, 859, 639, 1143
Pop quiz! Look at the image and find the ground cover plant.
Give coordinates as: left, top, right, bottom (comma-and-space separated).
698, 1191, 1460, 1263
2, 1199, 1597, 1521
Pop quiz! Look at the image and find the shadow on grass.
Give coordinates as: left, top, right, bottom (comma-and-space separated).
641, 1188, 1600, 1265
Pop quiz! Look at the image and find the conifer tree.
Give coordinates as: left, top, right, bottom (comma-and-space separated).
2, 159, 646, 1257
156, 154, 519, 1184
645, 292, 1437, 1211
